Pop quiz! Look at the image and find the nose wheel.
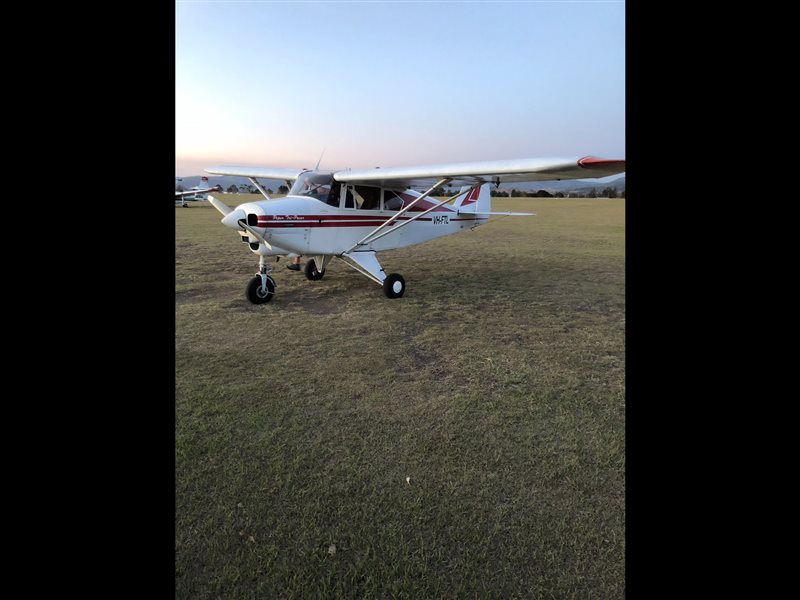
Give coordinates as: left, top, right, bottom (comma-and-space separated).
247, 256, 276, 304
246, 275, 275, 304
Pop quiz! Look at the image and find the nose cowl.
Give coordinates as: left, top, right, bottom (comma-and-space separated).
221, 208, 246, 229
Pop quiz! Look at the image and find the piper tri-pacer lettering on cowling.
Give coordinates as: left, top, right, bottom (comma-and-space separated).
203, 156, 625, 304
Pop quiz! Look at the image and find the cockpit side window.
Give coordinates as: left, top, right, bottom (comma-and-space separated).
326, 184, 341, 207
355, 186, 381, 210
343, 185, 380, 210
383, 190, 404, 211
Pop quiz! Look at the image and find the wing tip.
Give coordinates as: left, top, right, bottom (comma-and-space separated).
577, 156, 626, 170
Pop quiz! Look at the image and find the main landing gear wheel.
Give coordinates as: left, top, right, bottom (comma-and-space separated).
383, 273, 406, 299
246, 276, 275, 304
304, 259, 325, 281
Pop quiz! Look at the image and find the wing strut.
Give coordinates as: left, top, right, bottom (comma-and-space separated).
248, 178, 272, 201
343, 177, 451, 253
360, 184, 482, 247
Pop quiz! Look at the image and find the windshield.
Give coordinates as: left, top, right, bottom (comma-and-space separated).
289, 171, 335, 199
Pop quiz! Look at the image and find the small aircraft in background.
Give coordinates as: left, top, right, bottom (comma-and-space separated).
175, 176, 219, 207
201, 156, 625, 303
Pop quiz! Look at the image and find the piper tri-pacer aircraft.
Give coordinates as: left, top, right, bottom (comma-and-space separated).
203, 156, 625, 303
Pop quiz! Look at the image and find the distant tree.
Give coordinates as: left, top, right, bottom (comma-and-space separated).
587, 188, 597, 198
510, 189, 524, 198
555, 191, 565, 198
227, 185, 238, 193
620, 190, 626, 198
602, 187, 618, 198
278, 185, 289, 194
176, 185, 185, 192
267, 188, 274, 194
535, 189, 553, 197
238, 184, 249, 192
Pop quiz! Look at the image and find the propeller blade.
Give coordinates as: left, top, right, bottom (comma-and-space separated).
207, 194, 232, 216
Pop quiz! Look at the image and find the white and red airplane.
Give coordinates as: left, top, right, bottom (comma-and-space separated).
202, 156, 625, 303
175, 176, 219, 207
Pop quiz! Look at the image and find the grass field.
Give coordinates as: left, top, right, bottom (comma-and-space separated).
176, 197, 625, 598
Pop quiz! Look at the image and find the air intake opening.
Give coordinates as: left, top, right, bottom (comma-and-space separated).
247, 213, 258, 226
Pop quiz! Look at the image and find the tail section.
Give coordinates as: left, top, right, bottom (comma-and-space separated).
453, 183, 491, 213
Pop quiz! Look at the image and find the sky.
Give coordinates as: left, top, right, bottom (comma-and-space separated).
176, 1, 624, 177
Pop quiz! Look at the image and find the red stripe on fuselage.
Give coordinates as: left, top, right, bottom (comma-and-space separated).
255, 217, 477, 228
259, 214, 407, 220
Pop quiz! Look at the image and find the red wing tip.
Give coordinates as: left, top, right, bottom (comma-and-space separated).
577, 156, 626, 169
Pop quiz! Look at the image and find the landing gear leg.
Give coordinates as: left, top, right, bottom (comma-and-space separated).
246, 255, 276, 304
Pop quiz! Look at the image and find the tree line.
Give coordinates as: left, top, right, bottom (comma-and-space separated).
428, 185, 624, 198
490, 186, 624, 198
222, 184, 290, 194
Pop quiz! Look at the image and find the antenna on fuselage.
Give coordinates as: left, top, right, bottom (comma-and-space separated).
314, 148, 326, 170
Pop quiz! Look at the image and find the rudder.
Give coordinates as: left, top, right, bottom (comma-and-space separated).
453, 183, 491, 213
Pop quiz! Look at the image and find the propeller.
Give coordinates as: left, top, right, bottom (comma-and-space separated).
208, 195, 272, 250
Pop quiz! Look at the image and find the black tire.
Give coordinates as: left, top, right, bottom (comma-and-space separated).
246, 275, 275, 304
383, 273, 406, 299
304, 259, 325, 281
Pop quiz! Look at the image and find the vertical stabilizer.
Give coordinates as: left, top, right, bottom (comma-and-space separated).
453, 183, 491, 213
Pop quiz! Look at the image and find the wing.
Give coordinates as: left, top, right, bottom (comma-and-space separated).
333, 156, 624, 188
175, 187, 214, 197
205, 165, 303, 182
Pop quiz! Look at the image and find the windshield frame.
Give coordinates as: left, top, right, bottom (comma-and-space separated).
289, 171, 335, 199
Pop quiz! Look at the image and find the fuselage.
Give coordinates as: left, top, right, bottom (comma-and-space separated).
234, 188, 486, 256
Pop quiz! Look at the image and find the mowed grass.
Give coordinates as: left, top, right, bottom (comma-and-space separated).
176, 196, 625, 599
